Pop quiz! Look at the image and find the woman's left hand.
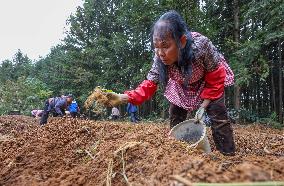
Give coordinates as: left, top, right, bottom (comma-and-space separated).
194, 107, 205, 123
195, 99, 211, 123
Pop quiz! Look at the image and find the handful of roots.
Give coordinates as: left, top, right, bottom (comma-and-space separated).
84, 87, 122, 110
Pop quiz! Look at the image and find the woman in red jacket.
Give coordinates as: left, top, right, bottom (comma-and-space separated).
108, 10, 235, 156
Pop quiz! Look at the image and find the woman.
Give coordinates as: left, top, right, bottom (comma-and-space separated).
103, 10, 235, 156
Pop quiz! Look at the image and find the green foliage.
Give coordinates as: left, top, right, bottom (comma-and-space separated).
12, 50, 33, 79
0, 50, 33, 82
230, 108, 283, 129
0, 77, 52, 115
0, 0, 283, 123
238, 108, 259, 123
259, 112, 283, 129
0, 60, 14, 82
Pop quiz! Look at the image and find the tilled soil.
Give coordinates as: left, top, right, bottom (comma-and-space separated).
0, 115, 283, 186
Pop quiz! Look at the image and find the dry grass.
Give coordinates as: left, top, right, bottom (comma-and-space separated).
106, 142, 142, 186
84, 87, 108, 109
0, 134, 14, 142
84, 86, 121, 115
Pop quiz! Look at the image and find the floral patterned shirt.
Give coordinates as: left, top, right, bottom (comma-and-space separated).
146, 32, 234, 111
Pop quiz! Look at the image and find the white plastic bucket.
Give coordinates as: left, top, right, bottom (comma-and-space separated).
169, 119, 211, 153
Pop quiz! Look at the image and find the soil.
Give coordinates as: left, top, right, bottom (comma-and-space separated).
0, 115, 283, 186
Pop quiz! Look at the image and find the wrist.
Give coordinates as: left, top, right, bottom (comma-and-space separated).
200, 99, 211, 108
119, 94, 129, 103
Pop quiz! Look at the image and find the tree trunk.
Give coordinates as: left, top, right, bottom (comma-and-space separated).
278, 39, 283, 124
270, 63, 277, 114
252, 79, 256, 112
256, 75, 261, 115
263, 81, 269, 114
233, 0, 241, 119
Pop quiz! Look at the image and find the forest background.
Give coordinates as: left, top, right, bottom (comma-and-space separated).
0, 0, 283, 126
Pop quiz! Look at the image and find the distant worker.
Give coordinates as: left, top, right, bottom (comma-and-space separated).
40, 94, 73, 125
111, 106, 120, 120
126, 103, 139, 123
68, 100, 80, 118
31, 109, 44, 118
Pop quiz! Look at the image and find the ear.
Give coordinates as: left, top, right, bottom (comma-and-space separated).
180, 34, 187, 48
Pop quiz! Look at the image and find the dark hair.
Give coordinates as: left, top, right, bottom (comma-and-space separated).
66, 94, 74, 99
151, 10, 194, 88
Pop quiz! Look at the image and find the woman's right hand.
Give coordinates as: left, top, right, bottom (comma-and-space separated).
105, 93, 129, 106
118, 94, 129, 103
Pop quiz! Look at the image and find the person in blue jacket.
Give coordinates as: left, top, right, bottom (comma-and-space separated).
68, 100, 80, 118
40, 94, 73, 125
126, 103, 139, 123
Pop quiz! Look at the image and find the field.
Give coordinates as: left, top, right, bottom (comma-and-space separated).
0, 115, 284, 186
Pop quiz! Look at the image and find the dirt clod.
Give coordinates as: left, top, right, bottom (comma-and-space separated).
0, 116, 284, 185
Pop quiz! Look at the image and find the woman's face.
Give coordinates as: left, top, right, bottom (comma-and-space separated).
153, 34, 179, 65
